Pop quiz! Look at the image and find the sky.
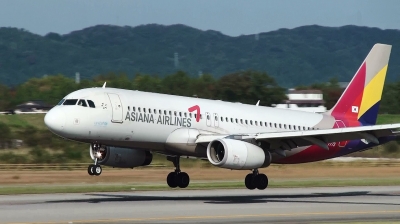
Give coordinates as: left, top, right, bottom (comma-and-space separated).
0, 0, 399, 36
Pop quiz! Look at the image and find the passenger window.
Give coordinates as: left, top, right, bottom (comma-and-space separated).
164, 110, 167, 115
179, 112, 182, 117
184, 112, 187, 117
194, 114, 197, 118
265, 122, 268, 127
226, 117, 228, 122
169, 111, 171, 115
57, 99, 65, 105
87, 100, 95, 108
260, 121, 262, 126
231, 118, 233, 122
144, 108, 146, 113
251, 120, 253, 125
240, 119, 243, 124
215, 116, 218, 120
149, 108, 151, 113
158, 109, 161, 114
154, 109, 157, 114
174, 111, 177, 116
63, 99, 78, 105
133, 107, 135, 111
190, 113, 192, 118
220, 117, 223, 122
245, 120, 248, 125
207, 114, 210, 120
138, 107, 141, 112
284, 124, 286, 129
78, 99, 87, 107
235, 118, 238, 123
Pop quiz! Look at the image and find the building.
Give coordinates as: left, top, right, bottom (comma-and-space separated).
12, 100, 53, 114
273, 89, 327, 113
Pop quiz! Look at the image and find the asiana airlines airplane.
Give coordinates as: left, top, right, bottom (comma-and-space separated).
44, 43, 400, 190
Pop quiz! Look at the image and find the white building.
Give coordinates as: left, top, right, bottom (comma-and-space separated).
273, 89, 327, 113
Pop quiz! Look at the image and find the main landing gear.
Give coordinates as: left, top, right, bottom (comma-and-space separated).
166, 156, 190, 188
244, 169, 268, 190
88, 143, 102, 176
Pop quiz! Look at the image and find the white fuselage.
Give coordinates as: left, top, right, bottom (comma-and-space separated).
45, 87, 336, 158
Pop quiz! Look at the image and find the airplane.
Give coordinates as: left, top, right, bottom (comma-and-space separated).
44, 43, 400, 190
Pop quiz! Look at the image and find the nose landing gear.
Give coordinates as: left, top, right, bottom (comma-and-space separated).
166, 156, 190, 188
88, 143, 103, 176
245, 169, 268, 190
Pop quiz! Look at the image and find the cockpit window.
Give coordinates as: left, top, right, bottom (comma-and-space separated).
63, 99, 78, 105
87, 100, 95, 108
57, 99, 65, 105
78, 99, 87, 107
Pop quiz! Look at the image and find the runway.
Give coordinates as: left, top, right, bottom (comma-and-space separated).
1, 186, 400, 223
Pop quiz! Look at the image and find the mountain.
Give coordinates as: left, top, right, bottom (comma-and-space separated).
0, 24, 399, 87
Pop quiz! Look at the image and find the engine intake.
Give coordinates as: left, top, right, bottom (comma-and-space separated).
207, 139, 271, 170
90, 144, 152, 168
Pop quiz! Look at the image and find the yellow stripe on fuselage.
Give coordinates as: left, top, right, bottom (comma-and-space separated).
358, 65, 388, 119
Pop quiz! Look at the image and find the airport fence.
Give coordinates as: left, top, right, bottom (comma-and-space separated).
0, 160, 399, 171
0, 163, 167, 171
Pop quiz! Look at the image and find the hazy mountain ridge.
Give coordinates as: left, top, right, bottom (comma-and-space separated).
0, 24, 399, 86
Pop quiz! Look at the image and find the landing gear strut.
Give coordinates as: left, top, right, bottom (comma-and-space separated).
244, 169, 268, 190
88, 143, 102, 176
166, 156, 190, 188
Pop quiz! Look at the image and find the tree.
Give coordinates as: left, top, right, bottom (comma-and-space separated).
215, 71, 286, 106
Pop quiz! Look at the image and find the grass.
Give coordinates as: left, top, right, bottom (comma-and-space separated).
0, 114, 46, 131
1, 177, 400, 195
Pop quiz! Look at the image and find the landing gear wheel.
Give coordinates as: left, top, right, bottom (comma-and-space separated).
93, 165, 102, 176
177, 172, 190, 188
87, 165, 95, 176
166, 156, 191, 189
167, 172, 178, 188
245, 174, 256, 190
255, 174, 268, 190
244, 169, 268, 190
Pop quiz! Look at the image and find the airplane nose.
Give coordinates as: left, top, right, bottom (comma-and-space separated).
44, 108, 66, 133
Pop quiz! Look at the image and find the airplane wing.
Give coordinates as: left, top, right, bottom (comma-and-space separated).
195, 123, 400, 155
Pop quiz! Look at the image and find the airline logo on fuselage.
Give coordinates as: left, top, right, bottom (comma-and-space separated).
124, 105, 202, 127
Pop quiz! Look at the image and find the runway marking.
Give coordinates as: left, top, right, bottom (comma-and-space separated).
9, 210, 400, 224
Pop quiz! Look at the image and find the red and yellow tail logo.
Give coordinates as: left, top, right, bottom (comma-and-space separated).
328, 44, 391, 125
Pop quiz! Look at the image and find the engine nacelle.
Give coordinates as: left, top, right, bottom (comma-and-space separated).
206, 139, 271, 170
90, 145, 152, 168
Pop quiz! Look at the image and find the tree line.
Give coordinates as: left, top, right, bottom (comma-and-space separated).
0, 70, 287, 110
1, 70, 400, 113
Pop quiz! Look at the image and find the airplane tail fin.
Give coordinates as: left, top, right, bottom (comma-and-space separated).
327, 43, 392, 125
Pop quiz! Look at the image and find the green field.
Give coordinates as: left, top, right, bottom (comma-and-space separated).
1, 177, 400, 195
0, 113, 400, 164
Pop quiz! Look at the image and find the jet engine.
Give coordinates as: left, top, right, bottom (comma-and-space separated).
206, 139, 271, 170
89, 144, 152, 168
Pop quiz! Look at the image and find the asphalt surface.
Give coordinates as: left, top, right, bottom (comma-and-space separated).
1, 186, 400, 223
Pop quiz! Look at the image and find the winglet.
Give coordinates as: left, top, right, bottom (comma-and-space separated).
102, 82, 106, 88
256, 100, 260, 106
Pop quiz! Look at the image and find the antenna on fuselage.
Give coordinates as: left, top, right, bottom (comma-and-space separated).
256, 100, 260, 106
102, 82, 106, 88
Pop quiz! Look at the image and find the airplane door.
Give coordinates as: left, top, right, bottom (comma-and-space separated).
334, 120, 347, 147
107, 93, 123, 123
213, 113, 219, 127
205, 112, 211, 127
